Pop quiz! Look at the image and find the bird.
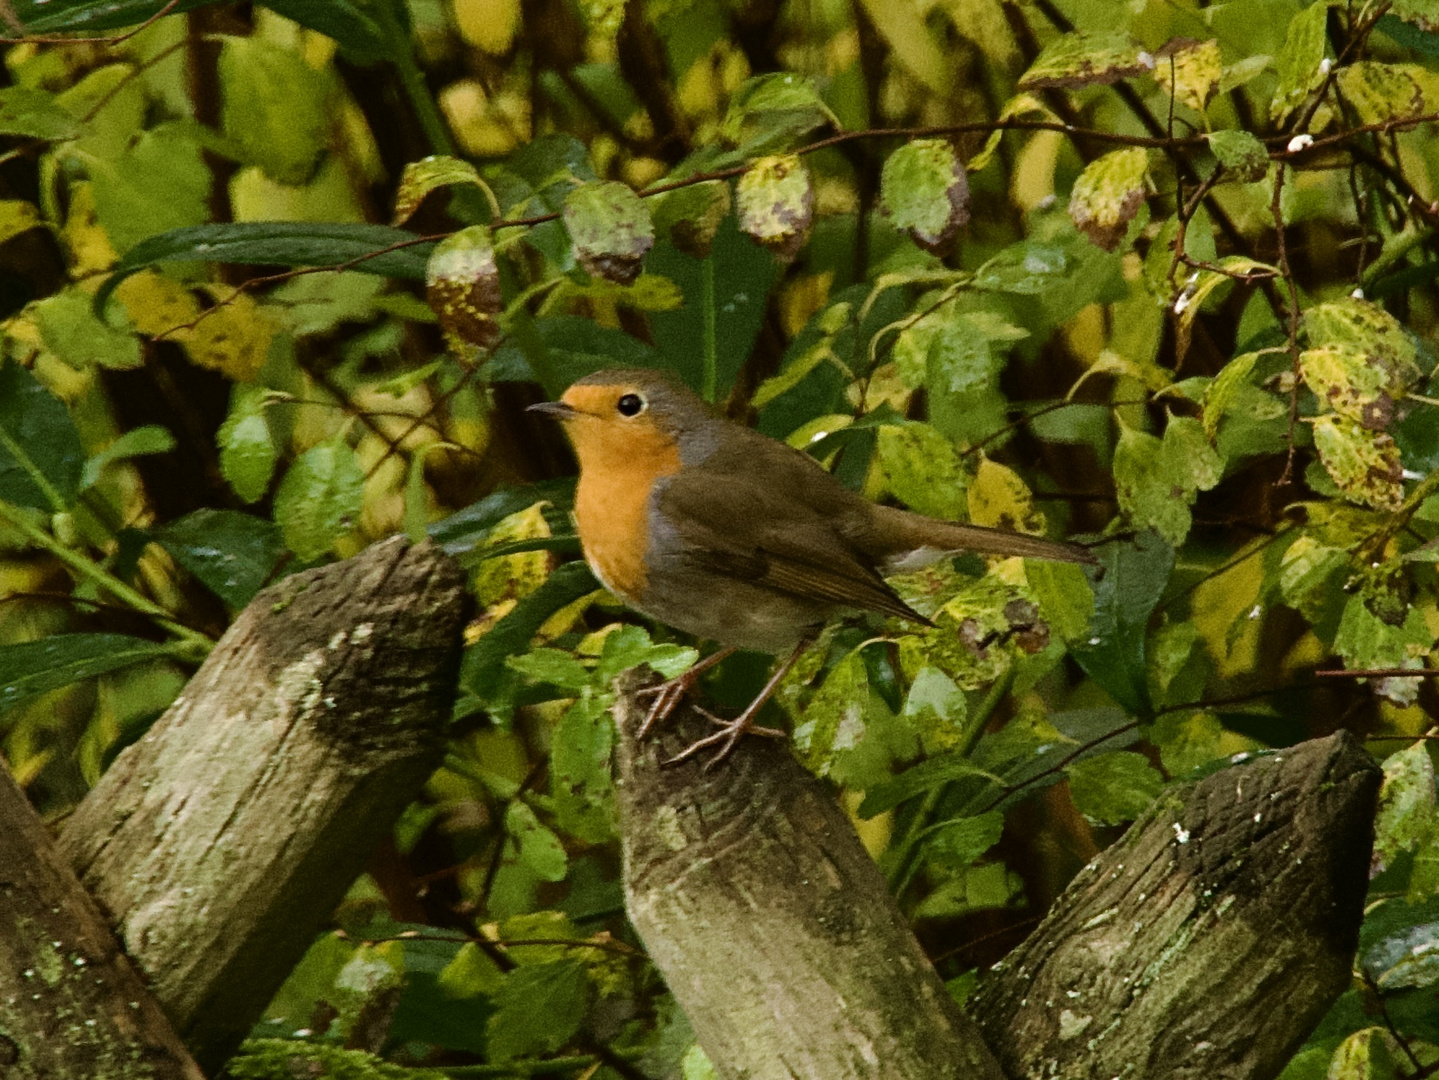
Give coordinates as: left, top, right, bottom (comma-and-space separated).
529, 368, 1097, 767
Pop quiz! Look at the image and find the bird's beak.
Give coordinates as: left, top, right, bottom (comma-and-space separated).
527, 401, 578, 420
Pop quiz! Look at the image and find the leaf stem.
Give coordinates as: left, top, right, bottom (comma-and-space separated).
0, 502, 212, 656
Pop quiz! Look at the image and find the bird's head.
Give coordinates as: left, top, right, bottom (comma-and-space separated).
528, 369, 719, 471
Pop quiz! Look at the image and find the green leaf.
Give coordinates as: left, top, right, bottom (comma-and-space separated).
150, 509, 284, 609
551, 693, 617, 843
720, 73, 836, 151
1333, 593, 1430, 671
0, 634, 179, 714
272, 438, 365, 561
460, 561, 599, 707
880, 139, 970, 255
1065, 750, 1164, 825
437, 942, 506, 999
563, 181, 654, 285
1113, 415, 1223, 546
875, 422, 968, 520
267, 270, 384, 335
1068, 147, 1150, 252
220, 36, 329, 187
426, 225, 502, 348
1018, 30, 1148, 90
793, 648, 871, 776
1389, 0, 1439, 34
894, 303, 1027, 395
394, 155, 485, 225
858, 750, 1002, 818
1310, 415, 1404, 511
507, 647, 591, 692
736, 154, 813, 261
32, 289, 143, 371
1026, 559, 1096, 644
217, 389, 276, 505
90, 123, 211, 255
1270, 0, 1330, 123
1069, 531, 1173, 717
1279, 534, 1348, 624
11, 0, 215, 32
902, 665, 969, 754
926, 810, 1005, 865
593, 624, 697, 682
486, 959, 588, 1062
506, 801, 569, 882
1207, 129, 1269, 182
95, 223, 436, 316
0, 360, 85, 513
0, 86, 82, 140
1372, 742, 1437, 875
82, 426, 176, 489
1202, 351, 1261, 438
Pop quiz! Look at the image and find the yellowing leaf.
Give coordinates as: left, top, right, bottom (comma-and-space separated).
474, 503, 554, 608
393, 155, 485, 226
652, 181, 730, 258
876, 422, 968, 519
736, 154, 813, 260
968, 93, 1052, 173
1335, 61, 1439, 124
967, 457, 1045, 536
1068, 147, 1149, 251
0, 200, 41, 246
855, 0, 951, 94
455, 0, 522, 54
115, 270, 202, 337
175, 291, 276, 382
563, 181, 655, 285
426, 225, 502, 349
1310, 414, 1404, 511
1153, 38, 1222, 113
1300, 344, 1401, 430
1019, 30, 1148, 90
880, 139, 970, 255
1303, 297, 1420, 385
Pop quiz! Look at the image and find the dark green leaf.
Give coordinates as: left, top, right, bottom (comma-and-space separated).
12, 0, 214, 32
0, 361, 85, 513
260, 0, 389, 62
151, 509, 284, 609
1069, 532, 1173, 717
95, 224, 436, 316
0, 634, 179, 714
428, 478, 576, 555
486, 959, 588, 1062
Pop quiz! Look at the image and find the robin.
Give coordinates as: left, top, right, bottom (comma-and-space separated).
529, 369, 1096, 766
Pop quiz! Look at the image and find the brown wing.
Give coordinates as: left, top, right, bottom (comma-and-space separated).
656, 432, 932, 626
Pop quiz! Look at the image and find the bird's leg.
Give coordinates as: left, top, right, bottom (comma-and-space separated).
665, 639, 811, 771
634, 645, 737, 740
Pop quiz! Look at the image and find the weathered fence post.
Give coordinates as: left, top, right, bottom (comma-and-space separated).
614, 669, 1380, 1080
57, 536, 467, 1073
0, 760, 206, 1080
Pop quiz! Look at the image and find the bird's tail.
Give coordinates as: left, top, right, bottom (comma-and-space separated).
867, 505, 1099, 566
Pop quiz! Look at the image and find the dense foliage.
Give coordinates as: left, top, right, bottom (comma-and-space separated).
1, 0, 1438, 1075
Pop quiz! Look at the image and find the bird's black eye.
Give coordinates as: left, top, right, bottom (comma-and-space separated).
616, 392, 646, 417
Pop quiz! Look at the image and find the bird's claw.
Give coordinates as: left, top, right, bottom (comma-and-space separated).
664, 711, 784, 771
634, 673, 696, 740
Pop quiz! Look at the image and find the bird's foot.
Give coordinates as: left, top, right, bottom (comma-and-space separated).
633, 647, 737, 740
664, 708, 785, 771
634, 671, 699, 740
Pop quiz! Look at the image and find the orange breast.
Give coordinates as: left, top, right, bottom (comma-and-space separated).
569, 419, 682, 604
